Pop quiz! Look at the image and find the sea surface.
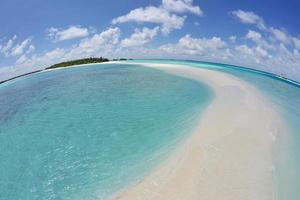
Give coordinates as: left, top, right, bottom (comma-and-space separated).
0, 63, 213, 200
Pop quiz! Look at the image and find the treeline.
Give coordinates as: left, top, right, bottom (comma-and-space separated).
46, 57, 110, 69
112, 58, 130, 61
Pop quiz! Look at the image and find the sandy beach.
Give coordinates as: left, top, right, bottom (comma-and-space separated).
110, 63, 286, 200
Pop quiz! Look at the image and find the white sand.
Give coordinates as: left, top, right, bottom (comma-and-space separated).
110, 63, 286, 200
42, 61, 120, 72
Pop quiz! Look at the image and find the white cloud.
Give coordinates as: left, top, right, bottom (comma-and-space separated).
11, 38, 32, 56
246, 30, 261, 42
112, 6, 185, 35
231, 10, 266, 30
16, 54, 28, 65
45, 48, 66, 59
231, 42, 299, 79
234, 45, 268, 65
235, 44, 270, 63
179, 35, 226, 51
270, 27, 290, 44
26, 45, 35, 54
68, 27, 121, 57
0, 35, 17, 56
112, 0, 202, 35
162, 0, 202, 15
79, 27, 120, 48
293, 37, 300, 49
245, 30, 274, 51
160, 34, 226, 56
0, 65, 21, 82
229, 36, 236, 43
121, 27, 159, 47
255, 46, 269, 58
0, 36, 34, 57
232, 10, 298, 50
47, 25, 89, 41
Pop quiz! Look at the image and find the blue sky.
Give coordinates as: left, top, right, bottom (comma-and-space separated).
1, 0, 300, 81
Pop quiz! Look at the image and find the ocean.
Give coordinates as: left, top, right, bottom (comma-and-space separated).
0, 63, 213, 200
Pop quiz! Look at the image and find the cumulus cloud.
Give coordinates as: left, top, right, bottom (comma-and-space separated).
68, 27, 121, 57
0, 36, 34, 57
0, 65, 23, 82
229, 36, 236, 43
232, 10, 299, 50
234, 45, 270, 64
231, 10, 266, 30
121, 27, 159, 47
246, 30, 262, 42
160, 34, 226, 56
245, 30, 274, 50
269, 27, 290, 44
26, 45, 35, 54
293, 37, 300, 49
112, 6, 185, 35
47, 25, 89, 42
162, 0, 202, 15
0, 35, 17, 56
11, 38, 32, 56
112, 0, 201, 34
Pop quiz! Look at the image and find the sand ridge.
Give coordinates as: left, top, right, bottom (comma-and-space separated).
110, 63, 286, 200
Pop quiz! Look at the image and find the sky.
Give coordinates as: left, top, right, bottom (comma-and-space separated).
1, 0, 300, 82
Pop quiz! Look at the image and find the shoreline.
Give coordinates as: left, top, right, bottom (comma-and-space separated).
110, 63, 287, 200
43, 61, 119, 72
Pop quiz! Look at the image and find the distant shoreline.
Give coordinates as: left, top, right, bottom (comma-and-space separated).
1, 59, 299, 87
0, 57, 128, 85
45, 57, 110, 70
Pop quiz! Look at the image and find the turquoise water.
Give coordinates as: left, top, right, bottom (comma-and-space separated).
0, 63, 213, 200
129, 59, 300, 199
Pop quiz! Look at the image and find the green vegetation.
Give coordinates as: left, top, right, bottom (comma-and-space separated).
1, 57, 135, 84
112, 58, 131, 61
46, 57, 109, 69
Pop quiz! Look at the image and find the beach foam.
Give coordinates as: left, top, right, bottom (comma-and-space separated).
111, 63, 287, 200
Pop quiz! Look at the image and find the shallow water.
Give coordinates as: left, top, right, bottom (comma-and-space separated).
0, 64, 213, 200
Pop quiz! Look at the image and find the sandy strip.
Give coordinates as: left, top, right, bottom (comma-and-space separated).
110, 63, 286, 200
42, 61, 120, 72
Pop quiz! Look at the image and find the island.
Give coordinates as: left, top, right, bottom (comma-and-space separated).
46, 57, 110, 69
0, 57, 132, 84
